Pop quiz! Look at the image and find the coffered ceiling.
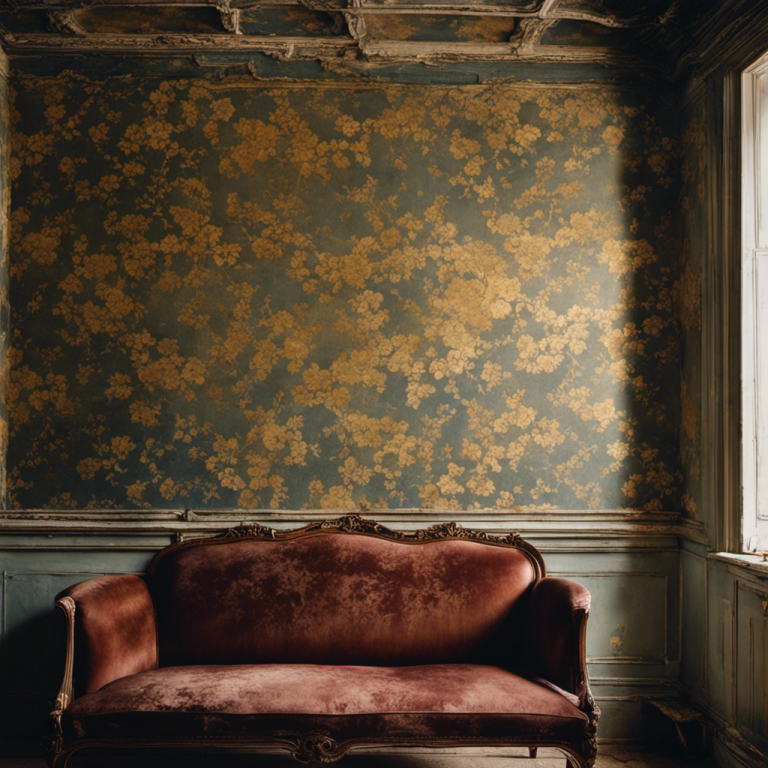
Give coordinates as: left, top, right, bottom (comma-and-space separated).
0, 0, 730, 76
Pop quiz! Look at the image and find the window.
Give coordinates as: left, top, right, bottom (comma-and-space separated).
742, 53, 768, 551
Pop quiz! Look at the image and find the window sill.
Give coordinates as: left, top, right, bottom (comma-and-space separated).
708, 551, 768, 575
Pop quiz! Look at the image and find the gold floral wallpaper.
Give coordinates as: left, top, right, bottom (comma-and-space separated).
678, 92, 705, 523
8, 77, 683, 511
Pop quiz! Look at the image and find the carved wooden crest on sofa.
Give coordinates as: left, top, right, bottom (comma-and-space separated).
48, 514, 599, 768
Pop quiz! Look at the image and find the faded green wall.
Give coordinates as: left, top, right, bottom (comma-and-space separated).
8, 77, 682, 511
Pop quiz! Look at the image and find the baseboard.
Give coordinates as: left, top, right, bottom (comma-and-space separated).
680, 688, 768, 768
712, 729, 768, 768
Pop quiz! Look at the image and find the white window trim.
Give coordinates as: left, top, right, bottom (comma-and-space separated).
741, 52, 768, 552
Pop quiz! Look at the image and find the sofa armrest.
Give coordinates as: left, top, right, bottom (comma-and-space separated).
55, 574, 158, 698
523, 577, 592, 704
522, 576, 599, 766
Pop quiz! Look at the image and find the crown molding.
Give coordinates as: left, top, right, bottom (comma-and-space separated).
0, 0, 697, 76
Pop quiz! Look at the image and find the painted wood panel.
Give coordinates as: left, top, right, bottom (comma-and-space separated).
553, 572, 669, 663
684, 556, 768, 767
681, 546, 707, 699
736, 584, 768, 753
0, 548, 154, 746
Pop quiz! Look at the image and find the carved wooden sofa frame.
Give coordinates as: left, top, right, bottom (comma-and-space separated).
48, 515, 599, 767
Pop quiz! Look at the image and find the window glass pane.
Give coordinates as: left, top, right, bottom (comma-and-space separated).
742, 62, 768, 548
756, 252, 768, 520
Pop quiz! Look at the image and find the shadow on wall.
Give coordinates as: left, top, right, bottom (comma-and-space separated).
0, 577, 67, 748
615, 84, 683, 513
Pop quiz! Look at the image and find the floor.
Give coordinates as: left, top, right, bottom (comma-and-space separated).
0, 746, 711, 768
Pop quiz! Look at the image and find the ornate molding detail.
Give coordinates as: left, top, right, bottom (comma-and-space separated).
44, 709, 64, 768
0, 509, 685, 557
510, 18, 553, 56
323, 514, 527, 547
573, 596, 600, 768
225, 513, 524, 547
1, 32, 356, 56
0, 32, 667, 75
222, 521, 278, 538
290, 733, 349, 763
0, 0, 730, 75
215, 1, 241, 35
580, 687, 600, 767
47, 596, 76, 768
343, 0, 367, 49
45, 10, 85, 36
214, 514, 543, 576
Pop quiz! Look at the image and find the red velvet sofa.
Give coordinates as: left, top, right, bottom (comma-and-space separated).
47, 515, 599, 767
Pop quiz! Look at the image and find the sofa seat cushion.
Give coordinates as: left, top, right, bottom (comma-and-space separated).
63, 663, 588, 747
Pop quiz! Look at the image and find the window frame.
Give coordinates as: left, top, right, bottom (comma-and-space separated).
741, 53, 768, 551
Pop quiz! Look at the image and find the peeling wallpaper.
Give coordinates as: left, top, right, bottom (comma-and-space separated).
8, 78, 683, 511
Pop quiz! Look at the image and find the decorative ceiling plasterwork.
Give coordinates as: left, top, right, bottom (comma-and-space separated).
0, 0, 708, 74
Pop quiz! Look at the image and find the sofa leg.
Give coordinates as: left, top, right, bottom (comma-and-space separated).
528, 747, 537, 757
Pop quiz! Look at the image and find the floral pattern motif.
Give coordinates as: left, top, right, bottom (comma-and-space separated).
8, 78, 682, 511
678, 94, 706, 520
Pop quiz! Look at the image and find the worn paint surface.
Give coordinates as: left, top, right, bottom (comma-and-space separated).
9, 78, 682, 511
540, 20, 629, 48
364, 15, 518, 43
74, 7, 227, 35
0, 1, 720, 78
238, 8, 343, 38
610, 622, 626, 654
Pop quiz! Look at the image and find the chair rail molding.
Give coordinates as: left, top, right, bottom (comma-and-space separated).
0, 508, 684, 550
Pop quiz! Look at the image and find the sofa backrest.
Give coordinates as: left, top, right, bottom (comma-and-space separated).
148, 518, 544, 667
